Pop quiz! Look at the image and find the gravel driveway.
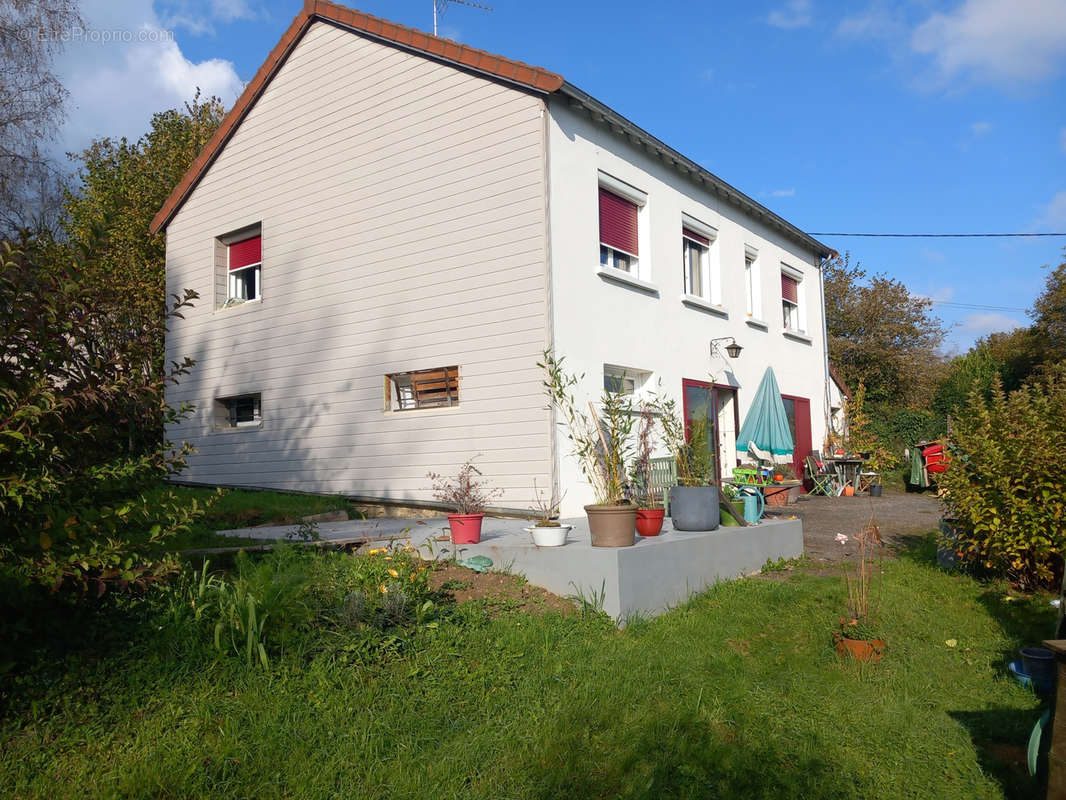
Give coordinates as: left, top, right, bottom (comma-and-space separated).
764, 490, 944, 563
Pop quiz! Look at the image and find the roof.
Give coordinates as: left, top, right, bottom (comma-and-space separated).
828, 364, 853, 400
150, 0, 834, 260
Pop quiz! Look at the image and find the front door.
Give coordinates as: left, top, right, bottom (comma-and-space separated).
683, 381, 739, 483
780, 394, 811, 487
682, 379, 717, 484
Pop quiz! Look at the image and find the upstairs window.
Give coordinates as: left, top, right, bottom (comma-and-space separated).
386, 366, 459, 411
781, 271, 801, 331
745, 247, 759, 317
682, 228, 709, 298
598, 186, 640, 273
228, 232, 261, 303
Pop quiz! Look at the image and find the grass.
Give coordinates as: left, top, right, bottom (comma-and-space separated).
0, 534, 1054, 799
147, 485, 359, 550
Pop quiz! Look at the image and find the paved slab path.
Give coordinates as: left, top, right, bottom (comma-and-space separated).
766, 490, 943, 562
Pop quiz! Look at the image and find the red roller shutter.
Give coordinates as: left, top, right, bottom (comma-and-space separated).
682, 228, 709, 246
229, 235, 261, 270
781, 274, 799, 303
599, 188, 639, 256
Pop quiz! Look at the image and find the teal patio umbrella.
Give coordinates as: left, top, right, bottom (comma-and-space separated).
736, 367, 793, 464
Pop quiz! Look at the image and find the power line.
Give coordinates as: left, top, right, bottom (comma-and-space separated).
930, 300, 1027, 312
808, 232, 1066, 238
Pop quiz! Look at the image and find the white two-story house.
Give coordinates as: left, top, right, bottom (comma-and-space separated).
154, 0, 836, 517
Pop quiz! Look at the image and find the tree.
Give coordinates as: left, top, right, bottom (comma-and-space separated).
0, 0, 81, 237
64, 92, 225, 326
823, 252, 947, 407
1030, 251, 1066, 366
0, 233, 205, 593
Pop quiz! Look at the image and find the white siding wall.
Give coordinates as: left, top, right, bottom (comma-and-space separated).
165, 21, 553, 508
547, 99, 829, 516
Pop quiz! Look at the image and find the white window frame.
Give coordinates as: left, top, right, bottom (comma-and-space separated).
744, 245, 761, 319
603, 364, 651, 398
680, 215, 719, 305
216, 393, 262, 430
780, 264, 805, 333
597, 172, 649, 283
227, 250, 261, 304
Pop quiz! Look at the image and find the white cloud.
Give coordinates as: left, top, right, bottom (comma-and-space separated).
158, 0, 258, 35
970, 121, 992, 136
958, 311, 1024, 335
1033, 190, 1066, 230
911, 0, 1066, 87
767, 0, 812, 30
769, 188, 796, 197
837, 5, 906, 40
53, 0, 243, 159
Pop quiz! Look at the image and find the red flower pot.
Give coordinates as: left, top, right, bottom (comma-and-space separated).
635, 508, 665, 536
447, 513, 484, 544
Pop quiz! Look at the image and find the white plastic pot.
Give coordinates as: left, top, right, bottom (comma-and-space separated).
524, 524, 572, 547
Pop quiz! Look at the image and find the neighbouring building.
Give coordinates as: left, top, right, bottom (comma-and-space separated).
154, 0, 836, 517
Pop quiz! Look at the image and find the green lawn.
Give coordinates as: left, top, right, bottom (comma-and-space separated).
0, 537, 1052, 799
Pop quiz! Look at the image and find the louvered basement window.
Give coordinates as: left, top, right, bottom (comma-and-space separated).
386, 367, 460, 411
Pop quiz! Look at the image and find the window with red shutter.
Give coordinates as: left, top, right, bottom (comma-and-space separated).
598, 186, 640, 273
222, 226, 262, 305
781, 271, 801, 331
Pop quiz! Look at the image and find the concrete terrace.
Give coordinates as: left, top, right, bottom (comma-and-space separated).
220, 515, 803, 621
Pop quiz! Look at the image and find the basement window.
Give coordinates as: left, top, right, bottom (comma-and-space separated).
386, 366, 460, 411
217, 393, 261, 429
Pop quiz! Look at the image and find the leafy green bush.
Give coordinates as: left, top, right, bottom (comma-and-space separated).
940, 373, 1066, 589
0, 238, 205, 593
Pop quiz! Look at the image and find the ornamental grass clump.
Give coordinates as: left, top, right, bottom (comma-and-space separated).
835, 519, 884, 641
538, 350, 635, 505
653, 394, 714, 487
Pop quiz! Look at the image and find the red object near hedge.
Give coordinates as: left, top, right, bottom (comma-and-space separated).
923, 443, 949, 474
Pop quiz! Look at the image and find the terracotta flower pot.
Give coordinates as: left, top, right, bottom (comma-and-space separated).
834, 632, 886, 663
763, 486, 789, 507
447, 513, 484, 544
843, 485, 855, 497
635, 508, 665, 536
584, 504, 637, 547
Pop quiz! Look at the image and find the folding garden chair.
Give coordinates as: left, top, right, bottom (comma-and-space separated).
648, 457, 677, 516
806, 456, 836, 496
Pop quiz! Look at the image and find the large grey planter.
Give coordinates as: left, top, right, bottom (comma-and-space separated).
669, 486, 720, 531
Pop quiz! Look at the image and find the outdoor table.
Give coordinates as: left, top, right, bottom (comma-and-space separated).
824, 457, 867, 491
723, 479, 801, 507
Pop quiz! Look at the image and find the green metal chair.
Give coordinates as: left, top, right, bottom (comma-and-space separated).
648, 457, 677, 515
806, 456, 836, 496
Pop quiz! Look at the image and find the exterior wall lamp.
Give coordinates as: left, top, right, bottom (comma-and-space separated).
710, 337, 743, 359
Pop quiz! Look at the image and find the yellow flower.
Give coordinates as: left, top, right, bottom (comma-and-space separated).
388, 569, 399, 578
418, 566, 425, 572
378, 583, 387, 594
409, 574, 416, 583
368, 548, 380, 555
385, 556, 392, 561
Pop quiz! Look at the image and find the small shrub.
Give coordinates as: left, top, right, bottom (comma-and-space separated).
427, 457, 502, 514
939, 374, 1066, 589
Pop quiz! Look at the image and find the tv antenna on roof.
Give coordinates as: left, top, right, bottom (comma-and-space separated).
433, 0, 493, 37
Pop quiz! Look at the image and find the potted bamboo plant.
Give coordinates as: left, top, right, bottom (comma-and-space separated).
655, 394, 719, 531
539, 351, 637, 547
833, 519, 886, 662
427, 457, 502, 544
523, 480, 572, 547
630, 403, 664, 536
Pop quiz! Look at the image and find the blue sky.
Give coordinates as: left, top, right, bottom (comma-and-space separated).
54, 0, 1066, 352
